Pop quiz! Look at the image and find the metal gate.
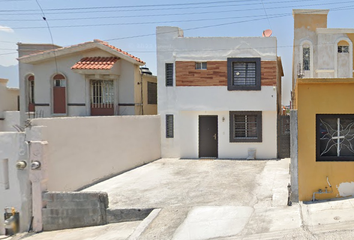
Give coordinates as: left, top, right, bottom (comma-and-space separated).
277, 115, 290, 158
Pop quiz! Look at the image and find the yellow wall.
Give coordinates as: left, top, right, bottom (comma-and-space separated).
297, 78, 354, 201
142, 75, 157, 115
294, 14, 327, 32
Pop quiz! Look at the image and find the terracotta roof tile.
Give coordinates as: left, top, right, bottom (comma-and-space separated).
94, 39, 144, 64
71, 57, 119, 70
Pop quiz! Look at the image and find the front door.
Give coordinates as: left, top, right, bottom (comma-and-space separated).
199, 116, 218, 158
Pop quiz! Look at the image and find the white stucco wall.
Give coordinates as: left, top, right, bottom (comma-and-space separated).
2, 111, 20, 132
0, 79, 19, 132
0, 132, 30, 235
156, 26, 279, 159
31, 115, 161, 191
293, 25, 354, 82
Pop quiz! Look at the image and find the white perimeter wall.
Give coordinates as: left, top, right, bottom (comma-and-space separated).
31, 115, 161, 191
0, 132, 31, 235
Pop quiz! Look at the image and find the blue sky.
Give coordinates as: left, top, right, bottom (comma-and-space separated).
1, 0, 354, 105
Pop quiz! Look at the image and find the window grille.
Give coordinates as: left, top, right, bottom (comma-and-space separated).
148, 82, 157, 104
166, 114, 174, 138
227, 58, 261, 91
338, 46, 349, 53
230, 111, 262, 142
317, 114, 354, 161
232, 62, 256, 86
90, 80, 114, 108
165, 63, 173, 86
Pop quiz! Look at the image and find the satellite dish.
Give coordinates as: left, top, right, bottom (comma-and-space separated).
262, 29, 272, 37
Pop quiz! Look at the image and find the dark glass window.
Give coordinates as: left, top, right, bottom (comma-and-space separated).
148, 82, 157, 104
317, 114, 354, 161
166, 114, 174, 138
227, 58, 261, 91
230, 111, 262, 142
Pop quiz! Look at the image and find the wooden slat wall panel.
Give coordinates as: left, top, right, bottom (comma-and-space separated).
175, 60, 277, 87
176, 61, 227, 86
261, 61, 277, 86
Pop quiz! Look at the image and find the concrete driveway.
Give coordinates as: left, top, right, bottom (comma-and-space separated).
84, 158, 295, 239
16, 158, 354, 240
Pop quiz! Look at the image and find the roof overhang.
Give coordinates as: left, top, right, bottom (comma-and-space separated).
18, 40, 145, 66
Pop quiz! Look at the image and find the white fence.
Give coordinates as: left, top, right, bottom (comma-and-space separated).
31, 115, 161, 191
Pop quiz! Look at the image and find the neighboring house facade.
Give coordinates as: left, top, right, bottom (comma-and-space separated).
0, 78, 19, 131
17, 39, 157, 125
291, 9, 354, 201
157, 27, 283, 159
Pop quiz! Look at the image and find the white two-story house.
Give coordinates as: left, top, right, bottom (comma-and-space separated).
157, 27, 283, 159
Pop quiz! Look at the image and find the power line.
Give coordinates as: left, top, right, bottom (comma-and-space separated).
104, 6, 354, 41
0, 0, 268, 12
0, 0, 338, 15
260, 0, 272, 29
34, 0, 58, 73
0, 0, 337, 21
0, 12, 294, 29
2, 2, 354, 30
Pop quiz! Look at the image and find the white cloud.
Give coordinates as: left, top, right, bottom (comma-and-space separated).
0, 25, 14, 33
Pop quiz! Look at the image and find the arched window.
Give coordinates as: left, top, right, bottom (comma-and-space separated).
52, 74, 67, 114
335, 39, 352, 78
27, 75, 35, 112
300, 40, 313, 78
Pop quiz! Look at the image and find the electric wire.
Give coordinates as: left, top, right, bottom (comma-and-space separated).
0, 0, 345, 15
34, 0, 58, 73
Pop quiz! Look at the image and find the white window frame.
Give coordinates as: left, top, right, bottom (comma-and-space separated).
195, 62, 207, 70
300, 40, 313, 78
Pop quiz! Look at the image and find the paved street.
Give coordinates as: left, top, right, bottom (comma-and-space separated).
10, 158, 354, 239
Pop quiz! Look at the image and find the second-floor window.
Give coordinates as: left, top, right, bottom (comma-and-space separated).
195, 62, 207, 70
303, 47, 310, 70
227, 58, 261, 91
148, 82, 157, 104
165, 63, 173, 86
338, 46, 349, 53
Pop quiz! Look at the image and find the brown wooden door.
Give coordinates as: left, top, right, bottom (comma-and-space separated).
53, 79, 66, 114
199, 116, 218, 158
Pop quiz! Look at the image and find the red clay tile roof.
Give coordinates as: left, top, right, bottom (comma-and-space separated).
71, 57, 119, 70
94, 39, 144, 64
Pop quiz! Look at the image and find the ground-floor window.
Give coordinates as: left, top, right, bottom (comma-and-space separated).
90, 80, 114, 105
90, 80, 114, 116
229, 111, 262, 142
317, 114, 354, 161
166, 114, 174, 138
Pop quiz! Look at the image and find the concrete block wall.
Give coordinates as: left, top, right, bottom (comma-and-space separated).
42, 191, 109, 231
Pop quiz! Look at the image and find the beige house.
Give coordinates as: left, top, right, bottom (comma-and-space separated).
17, 39, 157, 124
0, 78, 19, 131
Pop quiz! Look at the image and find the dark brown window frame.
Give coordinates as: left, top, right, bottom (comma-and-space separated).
316, 114, 354, 162
229, 111, 262, 142
227, 58, 261, 91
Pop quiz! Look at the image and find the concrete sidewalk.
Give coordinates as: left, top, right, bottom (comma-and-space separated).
10, 158, 354, 239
